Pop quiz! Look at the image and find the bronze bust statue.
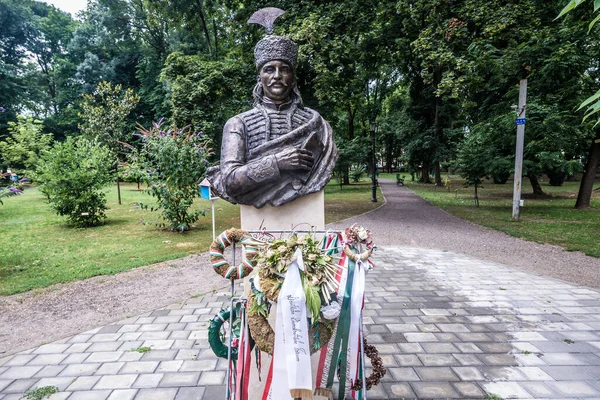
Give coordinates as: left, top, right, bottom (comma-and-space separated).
206, 8, 338, 208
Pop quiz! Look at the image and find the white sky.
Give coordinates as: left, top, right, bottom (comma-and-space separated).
43, 0, 88, 16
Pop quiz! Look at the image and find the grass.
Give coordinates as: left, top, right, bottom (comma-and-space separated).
382, 173, 600, 258
20, 386, 59, 400
0, 181, 380, 296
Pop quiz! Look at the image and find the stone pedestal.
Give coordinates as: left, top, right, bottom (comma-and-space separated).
241, 190, 329, 399
240, 190, 324, 231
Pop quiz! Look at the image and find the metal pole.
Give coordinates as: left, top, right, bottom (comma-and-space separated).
512, 79, 527, 220
211, 199, 216, 241
225, 243, 236, 400
371, 123, 377, 203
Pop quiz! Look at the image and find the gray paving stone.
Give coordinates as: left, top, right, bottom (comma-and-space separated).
452, 382, 486, 398
546, 381, 600, 397
135, 388, 178, 399
198, 371, 225, 385
388, 367, 420, 381
88, 333, 122, 343
64, 343, 92, 353
96, 362, 125, 375
133, 373, 164, 388
421, 342, 459, 353
198, 386, 224, 400
452, 366, 485, 380
478, 354, 519, 366
410, 382, 460, 398
3, 355, 35, 366
2, 379, 36, 394
417, 354, 459, 367
383, 382, 417, 398
0, 366, 42, 379
120, 362, 159, 374
98, 325, 123, 334
179, 360, 217, 372
68, 390, 112, 400
59, 363, 99, 376
66, 375, 101, 391
107, 389, 138, 400
85, 352, 124, 363
156, 361, 183, 373
61, 353, 90, 364
542, 366, 594, 380
88, 342, 123, 352
33, 344, 70, 354
0, 381, 13, 393
415, 366, 460, 381
159, 372, 199, 387
141, 350, 178, 361
32, 365, 66, 378
94, 374, 138, 390
32, 377, 75, 391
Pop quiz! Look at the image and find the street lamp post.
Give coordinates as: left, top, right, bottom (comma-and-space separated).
370, 120, 377, 203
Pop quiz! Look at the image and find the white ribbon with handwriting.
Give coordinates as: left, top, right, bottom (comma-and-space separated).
268, 248, 312, 399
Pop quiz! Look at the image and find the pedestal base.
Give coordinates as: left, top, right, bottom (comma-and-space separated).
240, 190, 325, 231
241, 191, 328, 399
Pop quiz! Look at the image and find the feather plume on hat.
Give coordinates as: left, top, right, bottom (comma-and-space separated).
247, 7, 285, 35
248, 8, 298, 70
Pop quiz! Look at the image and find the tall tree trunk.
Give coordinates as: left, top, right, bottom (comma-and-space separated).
528, 172, 544, 195
195, 0, 212, 55
422, 165, 432, 183
575, 133, 600, 209
434, 160, 442, 186
343, 106, 355, 185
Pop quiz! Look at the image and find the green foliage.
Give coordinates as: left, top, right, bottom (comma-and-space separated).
20, 386, 58, 400
538, 151, 583, 185
161, 53, 254, 150
79, 81, 140, 152
36, 137, 114, 227
454, 133, 488, 206
0, 115, 53, 179
138, 121, 212, 231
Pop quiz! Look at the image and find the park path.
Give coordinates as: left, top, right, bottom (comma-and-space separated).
1, 179, 600, 399
330, 179, 600, 290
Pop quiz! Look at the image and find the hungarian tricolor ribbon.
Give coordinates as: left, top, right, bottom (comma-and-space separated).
234, 305, 252, 400
314, 245, 366, 399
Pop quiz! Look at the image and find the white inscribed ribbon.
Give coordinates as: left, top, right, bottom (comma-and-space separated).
268, 249, 312, 399
348, 260, 366, 388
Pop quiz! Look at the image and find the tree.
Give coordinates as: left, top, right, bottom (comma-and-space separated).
79, 81, 140, 204
454, 132, 487, 206
37, 137, 114, 227
137, 120, 212, 232
0, 115, 53, 179
557, 0, 600, 208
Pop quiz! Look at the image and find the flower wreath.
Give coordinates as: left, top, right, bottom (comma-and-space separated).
342, 224, 376, 263
349, 338, 386, 391
246, 234, 340, 355
210, 228, 258, 280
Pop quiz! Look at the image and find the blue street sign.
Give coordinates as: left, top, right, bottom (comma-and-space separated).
515, 118, 526, 125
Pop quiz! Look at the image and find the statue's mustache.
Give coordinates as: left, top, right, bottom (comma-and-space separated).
267, 81, 288, 87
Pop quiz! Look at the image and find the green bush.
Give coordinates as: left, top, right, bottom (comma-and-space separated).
37, 137, 114, 227
138, 121, 212, 232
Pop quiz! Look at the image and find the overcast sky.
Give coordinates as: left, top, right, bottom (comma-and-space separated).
43, 0, 87, 16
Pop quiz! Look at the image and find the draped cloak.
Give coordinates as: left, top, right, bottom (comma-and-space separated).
206, 103, 337, 208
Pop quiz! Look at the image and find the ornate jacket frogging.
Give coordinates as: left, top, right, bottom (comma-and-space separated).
206, 98, 337, 208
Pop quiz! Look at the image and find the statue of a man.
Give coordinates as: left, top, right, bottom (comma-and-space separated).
206, 8, 337, 208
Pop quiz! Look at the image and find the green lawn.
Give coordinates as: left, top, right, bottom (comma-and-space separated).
0, 181, 380, 295
383, 173, 600, 258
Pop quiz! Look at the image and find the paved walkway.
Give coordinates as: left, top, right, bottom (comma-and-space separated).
2, 183, 600, 399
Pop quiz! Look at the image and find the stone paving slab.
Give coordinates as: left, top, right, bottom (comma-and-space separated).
2, 246, 600, 399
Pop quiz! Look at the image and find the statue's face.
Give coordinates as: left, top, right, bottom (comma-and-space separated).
260, 60, 294, 103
